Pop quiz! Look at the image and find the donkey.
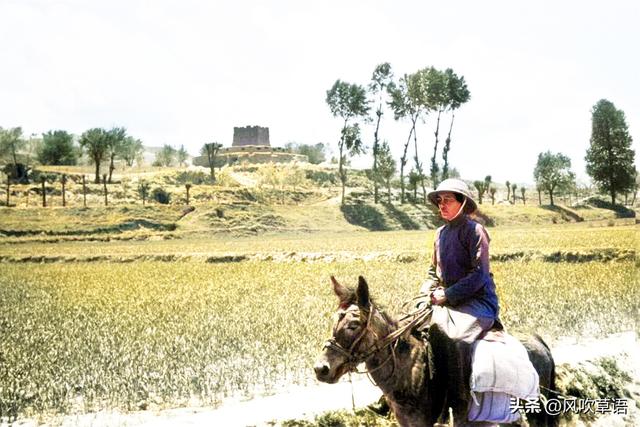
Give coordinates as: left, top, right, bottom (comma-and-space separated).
314, 276, 557, 427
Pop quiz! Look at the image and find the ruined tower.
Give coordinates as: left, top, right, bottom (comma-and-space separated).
192, 125, 308, 167
232, 126, 270, 147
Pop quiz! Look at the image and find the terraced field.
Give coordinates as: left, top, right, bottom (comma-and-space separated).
0, 220, 637, 422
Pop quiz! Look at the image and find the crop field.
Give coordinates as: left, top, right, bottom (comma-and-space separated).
0, 222, 638, 422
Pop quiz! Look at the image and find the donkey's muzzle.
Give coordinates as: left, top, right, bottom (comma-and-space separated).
314, 361, 335, 383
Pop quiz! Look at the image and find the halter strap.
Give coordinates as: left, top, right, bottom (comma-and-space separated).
324, 303, 433, 374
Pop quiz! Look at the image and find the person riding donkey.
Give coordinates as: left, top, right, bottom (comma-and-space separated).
320, 178, 548, 425
417, 178, 509, 422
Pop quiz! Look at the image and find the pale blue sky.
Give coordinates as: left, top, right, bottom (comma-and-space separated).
1, 0, 638, 185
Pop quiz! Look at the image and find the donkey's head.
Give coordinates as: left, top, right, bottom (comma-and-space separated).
314, 275, 390, 383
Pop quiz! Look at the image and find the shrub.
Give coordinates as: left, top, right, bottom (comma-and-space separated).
215, 168, 239, 187
151, 187, 171, 204
305, 170, 337, 186
174, 170, 210, 185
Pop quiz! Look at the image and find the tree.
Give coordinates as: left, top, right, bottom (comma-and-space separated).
369, 62, 393, 204
376, 141, 396, 204
137, 180, 150, 205
421, 67, 448, 188
472, 176, 491, 205
120, 137, 144, 167
285, 142, 326, 164
408, 170, 421, 202
388, 74, 422, 204
447, 167, 461, 179
520, 186, 526, 205
536, 182, 542, 205
473, 180, 487, 204
106, 127, 127, 183
441, 69, 470, 181
154, 144, 176, 167
511, 183, 517, 204
177, 145, 189, 167
25, 134, 43, 170
185, 183, 192, 205
489, 186, 496, 205
201, 142, 223, 181
505, 180, 511, 203
484, 175, 492, 194
585, 99, 635, 205
286, 164, 306, 191
0, 127, 25, 170
326, 79, 369, 205
406, 70, 433, 202
533, 151, 575, 206
79, 128, 109, 183
38, 130, 77, 165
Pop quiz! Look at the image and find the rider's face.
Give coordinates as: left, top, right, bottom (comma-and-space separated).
436, 192, 462, 221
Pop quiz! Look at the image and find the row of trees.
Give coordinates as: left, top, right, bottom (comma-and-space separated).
0, 126, 145, 184
470, 99, 636, 208
532, 99, 636, 206
153, 144, 189, 167
326, 63, 470, 205
79, 127, 145, 183
326, 67, 635, 208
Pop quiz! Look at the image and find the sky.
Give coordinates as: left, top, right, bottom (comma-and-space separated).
1, 0, 638, 185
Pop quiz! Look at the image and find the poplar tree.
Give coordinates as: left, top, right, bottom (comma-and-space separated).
369, 63, 393, 204
326, 79, 369, 205
585, 99, 635, 205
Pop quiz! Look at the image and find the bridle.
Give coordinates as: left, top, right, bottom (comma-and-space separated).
322, 300, 433, 380
322, 305, 382, 373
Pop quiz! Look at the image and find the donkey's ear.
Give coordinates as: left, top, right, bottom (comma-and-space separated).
331, 276, 350, 303
356, 276, 370, 308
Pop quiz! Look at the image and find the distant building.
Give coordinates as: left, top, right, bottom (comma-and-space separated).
232, 126, 270, 147
193, 125, 307, 166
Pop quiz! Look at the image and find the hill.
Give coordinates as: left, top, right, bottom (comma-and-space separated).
0, 163, 636, 240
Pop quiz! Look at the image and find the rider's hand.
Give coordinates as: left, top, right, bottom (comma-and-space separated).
430, 287, 447, 305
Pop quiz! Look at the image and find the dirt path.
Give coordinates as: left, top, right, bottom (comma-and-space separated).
13, 332, 639, 427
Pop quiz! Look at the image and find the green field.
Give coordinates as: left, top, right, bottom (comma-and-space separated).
0, 222, 638, 421
1, 166, 638, 422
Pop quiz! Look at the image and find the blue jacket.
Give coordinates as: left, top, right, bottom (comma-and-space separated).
426, 215, 499, 320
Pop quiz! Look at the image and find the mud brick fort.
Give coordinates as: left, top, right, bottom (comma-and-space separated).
193, 126, 307, 166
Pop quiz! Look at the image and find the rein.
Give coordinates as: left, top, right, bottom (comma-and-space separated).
323, 300, 434, 380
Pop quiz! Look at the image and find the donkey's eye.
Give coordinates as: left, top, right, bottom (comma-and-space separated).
347, 321, 360, 330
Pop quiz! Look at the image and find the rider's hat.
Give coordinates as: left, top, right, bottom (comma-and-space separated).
427, 178, 477, 214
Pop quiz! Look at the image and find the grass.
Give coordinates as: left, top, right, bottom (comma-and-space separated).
0, 166, 637, 422
0, 205, 182, 236
1, 251, 637, 421
0, 222, 634, 259
475, 202, 628, 225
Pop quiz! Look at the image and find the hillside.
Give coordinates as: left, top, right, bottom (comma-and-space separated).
0, 163, 636, 240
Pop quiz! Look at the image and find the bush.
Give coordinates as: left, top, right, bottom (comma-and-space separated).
151, 187, 171, 204
174, 170, 210, 185
29, 170, 59, 184
584, 196, 635, 218
305, 170, 337, 186
3, 163, 30, 184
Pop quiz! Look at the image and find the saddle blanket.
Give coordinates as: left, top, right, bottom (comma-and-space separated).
467, 331, 540, 423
